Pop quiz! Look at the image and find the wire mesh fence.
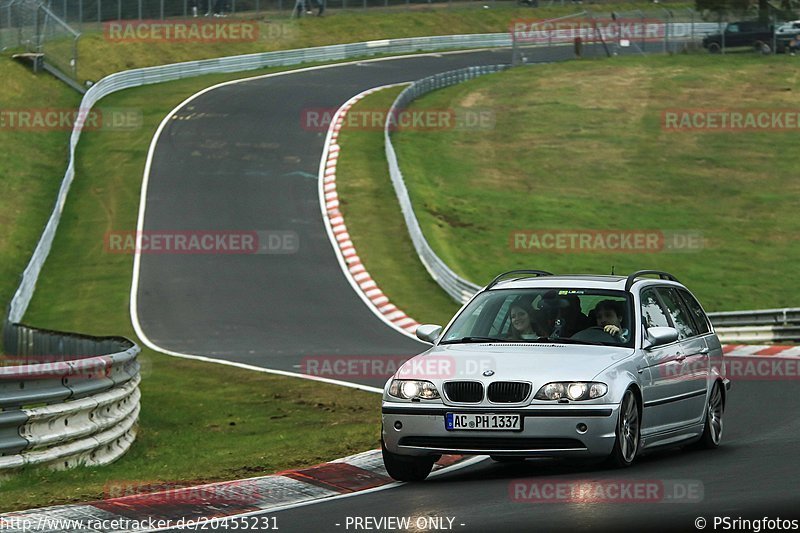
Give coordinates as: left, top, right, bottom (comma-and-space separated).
509, 9, 732, 64
0, 0, 79, 79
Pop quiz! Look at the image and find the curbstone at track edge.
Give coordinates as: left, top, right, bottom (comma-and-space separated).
317, 84, 423, 339
0, 450, 469, 531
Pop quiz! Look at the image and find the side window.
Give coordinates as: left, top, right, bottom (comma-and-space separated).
727, 23, 739, 32
640, 289, 671, 329
656, 288, 698, 339
489, 297, 514, 336
678, 289, 711, 335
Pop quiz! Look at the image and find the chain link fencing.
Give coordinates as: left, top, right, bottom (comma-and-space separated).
510, 9, 729, 64
0, 0, 80, 81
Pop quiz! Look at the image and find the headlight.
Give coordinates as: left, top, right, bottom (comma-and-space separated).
535, 382, 607, 401
389, 379, 440, 400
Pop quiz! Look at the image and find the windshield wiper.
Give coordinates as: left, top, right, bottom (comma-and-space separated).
440, 336, 508, 345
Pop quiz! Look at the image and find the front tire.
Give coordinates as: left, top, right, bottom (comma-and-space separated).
606, 389, 641, 468
698, 381, 724, 448
381, 439, 435, 482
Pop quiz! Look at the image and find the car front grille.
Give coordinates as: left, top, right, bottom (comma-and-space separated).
487, 381, 531, 403
444, 381, 484, 403
398, 436, 585, 451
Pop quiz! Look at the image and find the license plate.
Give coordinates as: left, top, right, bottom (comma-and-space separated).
445, 413, 522, 431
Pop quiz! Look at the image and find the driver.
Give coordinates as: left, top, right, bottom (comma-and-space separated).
592, 300, 629, 342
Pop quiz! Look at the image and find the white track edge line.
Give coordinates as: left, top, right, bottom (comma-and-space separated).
129, 52, 487, 387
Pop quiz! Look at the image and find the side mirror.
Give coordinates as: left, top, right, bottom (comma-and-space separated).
416, 324, 442, 344
643, 327, 679, 349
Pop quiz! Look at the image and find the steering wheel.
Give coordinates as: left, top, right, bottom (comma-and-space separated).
571, 326, 617, 343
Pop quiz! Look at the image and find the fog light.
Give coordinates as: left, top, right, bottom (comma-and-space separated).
576, 423, 588, 434
394, 421, 403, 430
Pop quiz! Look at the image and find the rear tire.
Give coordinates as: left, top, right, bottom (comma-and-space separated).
698, 381, 724, 449
381, 439, 435, 482
707, 42, 721, 53
606, 389, 641, 468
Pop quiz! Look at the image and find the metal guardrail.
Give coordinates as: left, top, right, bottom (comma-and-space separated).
384, 66, 499, 304
6, 32, 513, 324
709, 308, 800, 343
707, 307, 800, 327
0, 322, 140, 470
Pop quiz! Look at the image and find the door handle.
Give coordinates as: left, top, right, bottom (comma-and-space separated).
675, 353, 686, 362
698, 347, 710, 355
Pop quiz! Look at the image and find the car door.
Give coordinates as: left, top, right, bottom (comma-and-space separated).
655, 287, 708, 427
639, 288, 687, 433
678, 288, 724, 398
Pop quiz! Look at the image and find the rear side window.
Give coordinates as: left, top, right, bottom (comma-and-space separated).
640, 289, 671, 329
656, 287, 699, 339
678, 289, 711, 335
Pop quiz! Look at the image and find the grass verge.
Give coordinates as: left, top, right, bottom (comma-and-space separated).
389, 54, 800, 311
0, 65, 382, 513
0, 61, 81, 328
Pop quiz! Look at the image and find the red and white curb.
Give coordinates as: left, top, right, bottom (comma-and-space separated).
0, 450, 473, 531
318, 84, 422, 341
723, 344, 800, 358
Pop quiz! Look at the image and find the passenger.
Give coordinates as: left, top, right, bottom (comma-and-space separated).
508, 298, 546, 340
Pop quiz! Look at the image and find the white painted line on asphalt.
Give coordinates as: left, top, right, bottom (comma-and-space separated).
131, 53, 487, 386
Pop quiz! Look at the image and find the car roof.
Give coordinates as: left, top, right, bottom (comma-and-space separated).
488, 274, 684, 292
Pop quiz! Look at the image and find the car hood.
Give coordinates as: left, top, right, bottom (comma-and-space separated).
394, 343, 635, 384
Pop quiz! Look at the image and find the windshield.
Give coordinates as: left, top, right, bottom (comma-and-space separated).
441, 288, 634, 347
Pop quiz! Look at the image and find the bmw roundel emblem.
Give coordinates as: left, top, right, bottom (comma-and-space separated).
483, 370, 495, 377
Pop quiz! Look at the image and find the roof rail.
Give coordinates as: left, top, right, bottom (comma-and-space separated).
625, 270, 680, 291
487, 270, 553, 290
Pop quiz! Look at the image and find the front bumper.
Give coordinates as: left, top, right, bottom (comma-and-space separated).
382, 403, 620, 458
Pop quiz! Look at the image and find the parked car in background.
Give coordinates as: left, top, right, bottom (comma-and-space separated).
775, 20, 800, 52
702, 20, 775, 52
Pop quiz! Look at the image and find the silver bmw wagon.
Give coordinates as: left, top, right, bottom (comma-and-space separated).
381, 270, 730, 481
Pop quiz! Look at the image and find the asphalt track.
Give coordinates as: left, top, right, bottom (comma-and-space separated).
135, 49, 513, 388
167, 381, 800, 532
138, 50, 800, 531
